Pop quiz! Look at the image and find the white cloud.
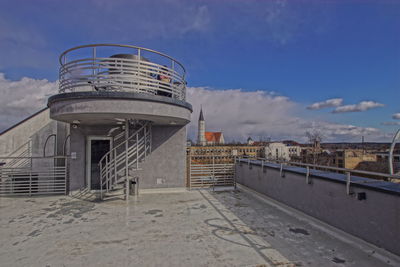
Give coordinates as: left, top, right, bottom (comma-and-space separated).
307, 98, 343, 110
381, 122, 400, 126
332, 101, 384, 113
0, 74, 390, 142
187, 87, 390, 142
392, 113, 400, 120
0, 73, 57, 131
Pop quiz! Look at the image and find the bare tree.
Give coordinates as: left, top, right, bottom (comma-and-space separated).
306, 130, 324, 165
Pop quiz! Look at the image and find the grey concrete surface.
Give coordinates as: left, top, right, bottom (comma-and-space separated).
138, 125, 187, 189
1, 189, 398, 267
0, 108, 51, 157
235, 161, 400, 256
48, 92, 191, 126
68, 124, 187, 191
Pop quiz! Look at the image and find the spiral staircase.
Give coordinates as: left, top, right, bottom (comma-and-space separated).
99, 120, 151, 200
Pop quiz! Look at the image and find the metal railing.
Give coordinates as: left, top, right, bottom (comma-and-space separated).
0, 156, 68, 196
1, 140, 32, 168
238, 157, 400, 186
99, 121, 151, 199
188, 154, 236, 189
59, 44, 187, 101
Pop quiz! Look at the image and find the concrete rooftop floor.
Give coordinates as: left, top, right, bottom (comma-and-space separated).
0, 187, 399, 267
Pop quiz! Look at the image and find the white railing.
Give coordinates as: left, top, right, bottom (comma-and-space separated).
0, 156, 68, 196
238, 157, 400, 184
59, 44, 186, 101
1, 140, 32, 168
188, 154, 236, 189
99, 121, 151, 199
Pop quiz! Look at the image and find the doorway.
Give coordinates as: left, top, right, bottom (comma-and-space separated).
86, 137, 112, 190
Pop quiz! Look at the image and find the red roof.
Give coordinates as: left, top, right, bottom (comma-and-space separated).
205, 132, 222, 142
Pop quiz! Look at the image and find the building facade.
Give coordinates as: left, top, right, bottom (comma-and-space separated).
196, 107, 225, 146
1, 44, 192, 198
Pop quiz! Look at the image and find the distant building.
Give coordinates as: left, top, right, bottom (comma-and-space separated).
335, 149, 377, 169
264, 142, 301, 161
188, 145, 264, 163
197, 107, 224, 146
247, 137, 254, 145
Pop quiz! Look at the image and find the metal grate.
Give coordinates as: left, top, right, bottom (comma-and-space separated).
0, 156, 68, 196
189, 154, 235, 189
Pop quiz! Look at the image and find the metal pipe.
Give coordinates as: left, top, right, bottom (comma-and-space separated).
346, 172, 351, 195
125, 119, 129, 201
62, 134, 70, 156
43, 134, 57, 157
389, 129, 400, 175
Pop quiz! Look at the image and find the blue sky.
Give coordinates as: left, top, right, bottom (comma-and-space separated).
0, 0, 399, 141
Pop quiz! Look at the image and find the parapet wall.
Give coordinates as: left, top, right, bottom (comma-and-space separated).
235, 160, 400, 256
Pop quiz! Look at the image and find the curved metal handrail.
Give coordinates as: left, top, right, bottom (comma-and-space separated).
58, 44, 187, 101
389, 129, 400, 175
59, 43, 186, 72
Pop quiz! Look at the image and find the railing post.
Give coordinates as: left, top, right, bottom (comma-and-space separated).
64, 158, 68, 195
212, 154, 215, 192
136, 133, 139, 169
100, 161, 103, 199
280, 163, 283, 177
144, 126, 147, 157
261, 159, 264, 172
92, 47, 96, 82
29, 169, 32, 197
114, 149, 117, 185
125, 120, 129, 201
306, 166, 310, 184
346, 171, 351, 195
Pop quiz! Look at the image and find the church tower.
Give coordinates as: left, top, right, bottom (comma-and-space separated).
197, 107, 206, 146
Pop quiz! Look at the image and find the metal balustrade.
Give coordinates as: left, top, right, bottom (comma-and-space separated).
1, 140, 32, 168
238, 157, 400, 183
59, 44, 186, 101
188, 154, 236, 189
99, 121, 151, 200
0, 156, 68, 196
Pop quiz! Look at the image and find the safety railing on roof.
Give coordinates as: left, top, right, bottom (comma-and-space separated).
237, 157, 400, 187
59, 44, 187, 101
0, 156, 68, 196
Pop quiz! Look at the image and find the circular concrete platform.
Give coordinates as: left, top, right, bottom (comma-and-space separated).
48, 92, 192, 126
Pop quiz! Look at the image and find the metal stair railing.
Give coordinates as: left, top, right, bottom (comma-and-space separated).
99, 121, 151, 199
2, 140, 32, 168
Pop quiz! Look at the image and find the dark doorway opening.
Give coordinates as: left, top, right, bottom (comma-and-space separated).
90, 139, 111, 190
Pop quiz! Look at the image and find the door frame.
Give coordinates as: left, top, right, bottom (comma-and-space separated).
86, 136, 113, 190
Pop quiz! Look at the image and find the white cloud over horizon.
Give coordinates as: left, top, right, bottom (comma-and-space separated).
393, 113, 400, 120
0, 73, 392, 142
332, 101, 384, 114
186, 87, 391, 143
307, 98, 343, 110
381, 121, 400, 126
0, 73, 57, 131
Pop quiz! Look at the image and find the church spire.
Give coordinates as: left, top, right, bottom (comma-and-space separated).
199, 105, 204, 121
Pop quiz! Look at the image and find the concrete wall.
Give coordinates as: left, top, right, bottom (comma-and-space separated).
0, 108, 50, 156
68, 124, 187, 191
69, 125, 110, 191
0, 107, 68, 160
138, 125, 187, 189
235, 161, 400, 256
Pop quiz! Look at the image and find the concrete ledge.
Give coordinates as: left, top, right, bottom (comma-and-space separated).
239, 159, 400, 196
235, 162, 400, 256
47, 91, 192, 126
48, 91, 192, 111
237, 183, 400, 265
139, 187, 189, 194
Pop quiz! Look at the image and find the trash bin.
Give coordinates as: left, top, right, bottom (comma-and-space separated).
129, 178, 138, 196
